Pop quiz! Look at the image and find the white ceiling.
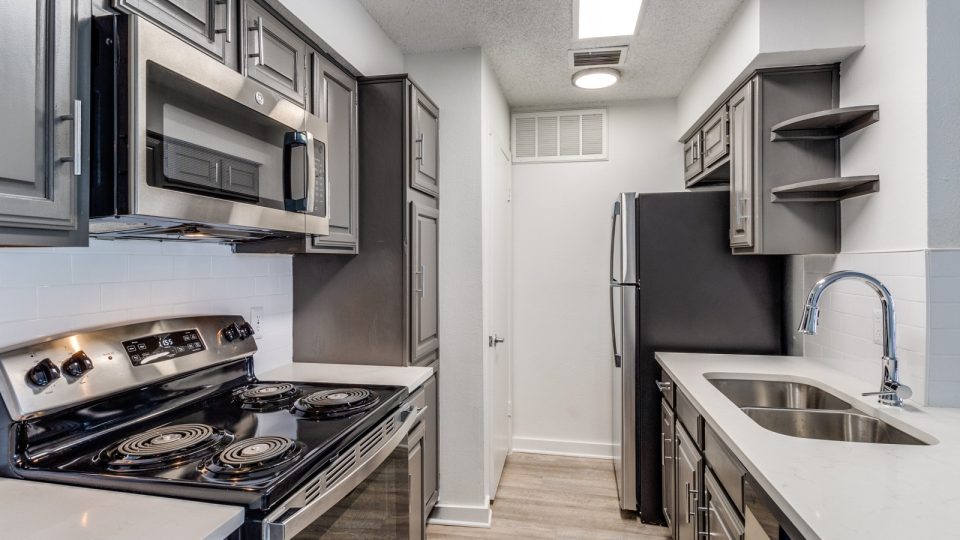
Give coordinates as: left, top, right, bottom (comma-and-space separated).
357, 0, 744, 108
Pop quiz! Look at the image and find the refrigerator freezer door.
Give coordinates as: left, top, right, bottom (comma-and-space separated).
612, 284, 638, 512
610, 193, 637, 285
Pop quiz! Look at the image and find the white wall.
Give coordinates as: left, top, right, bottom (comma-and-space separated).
405, 48, 491, 525
676, 0, 864, 137
0, 240, 293, 373
926, 0, 960, 249
511, 100, 681, 458
278, 0, 403, 75
838, 0, 928, 252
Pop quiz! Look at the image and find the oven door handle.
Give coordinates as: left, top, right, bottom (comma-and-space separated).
263, 404, 425, 540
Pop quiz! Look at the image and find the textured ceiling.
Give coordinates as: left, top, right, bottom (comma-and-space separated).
357, 0, 744, 107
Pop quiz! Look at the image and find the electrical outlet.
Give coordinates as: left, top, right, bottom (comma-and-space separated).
872, 309, 882, 345
250, 306, 264, 338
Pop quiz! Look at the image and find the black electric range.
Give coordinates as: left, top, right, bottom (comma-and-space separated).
0, 316, 414, 539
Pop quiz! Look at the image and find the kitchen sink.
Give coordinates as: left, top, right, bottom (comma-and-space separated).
741, 408, 927, 445
708, 378, 852, 410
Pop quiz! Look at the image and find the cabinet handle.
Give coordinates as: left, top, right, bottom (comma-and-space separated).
692, 139, 699, 162
686, 482, 697, 523
661, 434, 672, 465
415, 264, 425, 298
655, 380, 672, 393
415, 134, 424, 161
214, 0, 233, 43
57, 99, 82, 176
248, 16, 264, 65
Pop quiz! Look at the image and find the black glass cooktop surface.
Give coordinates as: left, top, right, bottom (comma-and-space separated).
22, 381, 407, 511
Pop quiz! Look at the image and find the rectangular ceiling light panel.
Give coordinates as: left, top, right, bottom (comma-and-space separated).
577, 0, 643, 39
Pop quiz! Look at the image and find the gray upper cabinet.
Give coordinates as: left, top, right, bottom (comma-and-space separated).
0, 0, 87, 247
728, 81, 755, 250
411, 201, 439, 363
242, 0, 307, 106
114, 0, 237, 67
307, 52, 359, 253
682, 133, 702, 184
410, 84, 440, 197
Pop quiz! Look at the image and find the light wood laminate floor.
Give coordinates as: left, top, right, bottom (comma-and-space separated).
427, 453, 671, 539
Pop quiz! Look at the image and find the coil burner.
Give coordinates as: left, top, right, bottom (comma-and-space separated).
201, 436, 302, 483
293, 388, 380, 418
236, 383, 301, 411
101, 423, 231, 472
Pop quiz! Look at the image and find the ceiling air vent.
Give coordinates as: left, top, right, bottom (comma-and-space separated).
512, 109, 608, 163
569, 46, 627, 68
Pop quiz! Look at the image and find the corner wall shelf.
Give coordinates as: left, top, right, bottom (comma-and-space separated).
770, 105, 880, 141
770, 175, 880, 203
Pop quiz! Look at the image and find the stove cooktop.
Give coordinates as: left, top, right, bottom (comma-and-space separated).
20, 381, 407, 511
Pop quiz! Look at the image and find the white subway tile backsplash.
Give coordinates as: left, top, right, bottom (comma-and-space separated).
0, 240, 293, 369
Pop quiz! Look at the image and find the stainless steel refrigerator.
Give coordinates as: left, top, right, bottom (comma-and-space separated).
609, 191, 783, 523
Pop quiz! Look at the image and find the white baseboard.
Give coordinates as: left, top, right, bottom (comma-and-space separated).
511, 436, 614, 459
427, 504, 492, 528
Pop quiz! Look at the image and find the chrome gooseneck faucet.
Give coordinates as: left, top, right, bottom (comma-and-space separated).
798, 271, 912, 407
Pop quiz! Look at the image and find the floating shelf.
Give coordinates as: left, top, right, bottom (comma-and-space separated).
770, 175, 880, 203
770, 105, 879, 141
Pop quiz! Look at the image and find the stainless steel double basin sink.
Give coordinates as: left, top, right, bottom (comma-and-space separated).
707, 378, 928, 445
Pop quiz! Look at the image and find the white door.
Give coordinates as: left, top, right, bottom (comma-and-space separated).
486, 131, 512, 499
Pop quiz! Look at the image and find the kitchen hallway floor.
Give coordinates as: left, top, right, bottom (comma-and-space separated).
427, 453, 671, 539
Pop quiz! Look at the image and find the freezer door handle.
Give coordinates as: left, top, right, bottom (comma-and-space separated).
610, 200, 621, 284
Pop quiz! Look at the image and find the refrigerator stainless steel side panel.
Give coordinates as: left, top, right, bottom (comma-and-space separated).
611, 193, 638, 512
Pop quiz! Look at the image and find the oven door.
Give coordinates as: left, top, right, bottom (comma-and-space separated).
108, 15, 329, 237
262, 405, 425, 540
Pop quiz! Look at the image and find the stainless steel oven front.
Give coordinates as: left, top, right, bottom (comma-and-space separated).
91, 14, 328, 241
260, 398, 426, 540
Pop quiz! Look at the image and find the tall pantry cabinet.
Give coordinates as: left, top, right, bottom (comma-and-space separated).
292, 74, 440, 519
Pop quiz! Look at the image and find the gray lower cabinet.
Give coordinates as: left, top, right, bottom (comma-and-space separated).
661, 400, 676, 535
0, 0, 87, 247
410, 84, 440, 197
675, 424, 701, 540
704, 469, 745, 540
114, 0, 237, 67
306, 52, 359, 253
423, 367, 439, 517
407, 418, 426, 540
242, 0, 307, 106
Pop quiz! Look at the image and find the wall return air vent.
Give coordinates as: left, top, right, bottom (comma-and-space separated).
512, 109, 608, 163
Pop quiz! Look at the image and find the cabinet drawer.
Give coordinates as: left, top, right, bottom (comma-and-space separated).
657, 370, 675, 408
702, 107, 729, 168
675, 388, 701, 448
704, 424, 745, 513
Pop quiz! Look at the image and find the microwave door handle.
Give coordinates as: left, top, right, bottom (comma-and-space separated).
283, 131, 310, 212
305, 132, 317, 215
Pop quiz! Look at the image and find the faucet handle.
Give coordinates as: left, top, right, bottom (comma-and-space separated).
863, 382, 913, 401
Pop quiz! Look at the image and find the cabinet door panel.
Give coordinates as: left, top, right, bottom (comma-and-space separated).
410, 85, 439, 197
676, 426, 700, 540
729, 81, 755, 249
661, 400, 676, 534
408, 437, 424, 540
243, 0, 306, 106
115, 0, 234, 65
704, 470, 745, 540
0, 0, 77, 231
682, 133, 702, 183
308, 54, 358, 252
410, 202, 439, 361
702, 107, 729, 168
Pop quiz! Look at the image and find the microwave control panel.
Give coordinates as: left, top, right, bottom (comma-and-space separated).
122, 329, 205, 366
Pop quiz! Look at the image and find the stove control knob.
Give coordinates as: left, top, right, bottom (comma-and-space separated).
221, 323, 240, 342
62, 351, 94, 378
237, 322, 255, 340
26, 359, 61, 388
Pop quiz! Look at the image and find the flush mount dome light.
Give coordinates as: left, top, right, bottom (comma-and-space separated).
572, 67, 620, 89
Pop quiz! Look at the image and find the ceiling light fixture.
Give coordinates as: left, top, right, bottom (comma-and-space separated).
572, 67, 620, 89
577, 0, 643, 39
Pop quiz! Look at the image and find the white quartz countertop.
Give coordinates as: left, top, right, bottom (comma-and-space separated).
657, 352, 960, 540
258, 362, 434, 392
0, 478, 243, 539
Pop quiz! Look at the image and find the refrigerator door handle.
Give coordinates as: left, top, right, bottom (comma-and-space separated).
610, 200, 621, 284
609, 285, 620, 364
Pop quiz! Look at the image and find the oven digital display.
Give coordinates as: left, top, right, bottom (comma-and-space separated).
122, 329, 205, 366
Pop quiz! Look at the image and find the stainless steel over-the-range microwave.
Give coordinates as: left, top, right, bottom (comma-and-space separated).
90, 13, 328, 242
